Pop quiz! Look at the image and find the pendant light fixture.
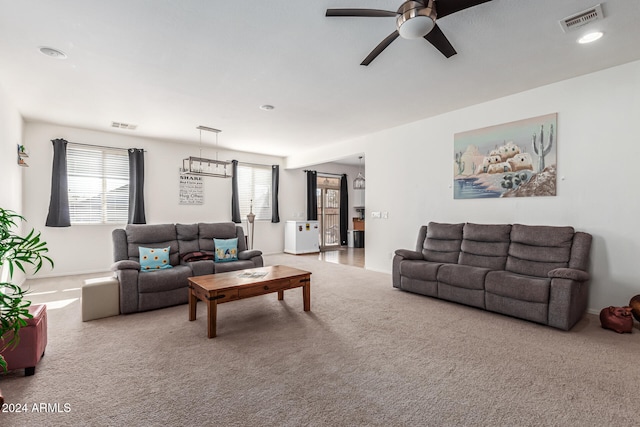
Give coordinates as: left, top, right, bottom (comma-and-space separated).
182, 126, 232, 178
353, 156, 365, 189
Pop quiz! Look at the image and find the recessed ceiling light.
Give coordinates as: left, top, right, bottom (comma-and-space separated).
578, 31, 603, 44
260, 105, 275, 111
39, 46, 67, 59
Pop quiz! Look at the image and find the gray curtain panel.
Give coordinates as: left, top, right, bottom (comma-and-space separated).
271, 165, 280, 223
45, 138, 71, 227
128, 148, 146, 224
231, 160, 241, 223
306, 170, 317, 221
340, 174, 348, 246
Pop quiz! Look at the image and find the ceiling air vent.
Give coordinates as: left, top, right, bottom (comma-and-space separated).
559, 4, 604, 33
111, 121, 137, 130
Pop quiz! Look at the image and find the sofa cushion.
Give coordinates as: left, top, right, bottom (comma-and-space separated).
125, 223, 180, 266
176, 223, 199, 256
198, 222, 239, 251
137, 265, 192, 293
437, 264, 489, 290
214, 238, 238, 262
485, 270, 550, 303
139, 246, 172, 272
506, 224, 573, 277
459, 223, 511, 270
422, 222, 463, 263
187, 260, 215, 276
399, 260, 442, 282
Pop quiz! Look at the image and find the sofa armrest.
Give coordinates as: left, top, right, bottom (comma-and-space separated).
114, 268, 140, 314
548, 268, 589, 282
392, 249, 424, 289
394, 249, 423, 260
111, 260, 141, 271
238, 249, 262, 260
548, 270, 591, 330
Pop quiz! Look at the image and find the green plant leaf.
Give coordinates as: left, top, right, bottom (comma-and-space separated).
0, 207, 52, 372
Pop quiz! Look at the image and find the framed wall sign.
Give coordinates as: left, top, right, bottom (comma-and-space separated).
179, 170, 204, 205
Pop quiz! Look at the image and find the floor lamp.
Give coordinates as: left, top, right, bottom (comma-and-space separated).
247, 200, 255, 250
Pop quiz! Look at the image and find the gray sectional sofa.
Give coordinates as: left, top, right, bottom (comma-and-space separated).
392, 222, 592, 330
112, 222, 263, 314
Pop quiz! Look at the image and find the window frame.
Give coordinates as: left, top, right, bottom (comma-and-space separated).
237, 163, 272, 221
66, 143, 130, 225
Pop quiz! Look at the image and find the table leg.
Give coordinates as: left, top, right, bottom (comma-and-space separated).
206, 298, 217, 338
303, 280, 311, 312
189, 287, 197, 321
278, 290, 284, 300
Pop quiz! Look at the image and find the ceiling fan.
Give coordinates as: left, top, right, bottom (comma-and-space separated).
326, 0, 492, 66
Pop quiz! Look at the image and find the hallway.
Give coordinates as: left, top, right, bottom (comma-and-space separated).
301, 247, 364, 268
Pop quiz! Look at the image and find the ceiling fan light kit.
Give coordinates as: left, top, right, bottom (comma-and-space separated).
397, 1, 436, 39
326, 0, 493, 65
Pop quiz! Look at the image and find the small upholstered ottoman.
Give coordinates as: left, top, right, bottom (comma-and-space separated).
82, 276, 120, 321
0, 303, 48, 376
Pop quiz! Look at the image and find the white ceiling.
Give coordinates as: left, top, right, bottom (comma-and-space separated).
1, 1, 639, 163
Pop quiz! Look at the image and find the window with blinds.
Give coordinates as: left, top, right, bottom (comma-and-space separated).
237, 164, 271, 221
67, 145, 129, 224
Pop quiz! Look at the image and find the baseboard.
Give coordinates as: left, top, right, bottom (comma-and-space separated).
27, 269, 112, 280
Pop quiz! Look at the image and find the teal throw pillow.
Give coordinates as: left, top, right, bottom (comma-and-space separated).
214, 238, 238, 263
139, 246, 173, 272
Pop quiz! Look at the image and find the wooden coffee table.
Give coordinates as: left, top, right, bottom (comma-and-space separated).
188, 265, 311, 338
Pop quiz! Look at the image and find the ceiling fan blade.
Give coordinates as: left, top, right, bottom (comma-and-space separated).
361, 30, 400, 66
436, 0, 492, 19
326, 9, 397, 18
424, 24, 457, 58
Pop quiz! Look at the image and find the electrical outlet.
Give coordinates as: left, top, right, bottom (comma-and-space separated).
382, 212, 389, 219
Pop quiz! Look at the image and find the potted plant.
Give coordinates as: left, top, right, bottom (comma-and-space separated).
0, 207, 53, 372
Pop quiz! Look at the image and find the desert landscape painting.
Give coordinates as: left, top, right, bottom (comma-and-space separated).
453, 113, 557, 199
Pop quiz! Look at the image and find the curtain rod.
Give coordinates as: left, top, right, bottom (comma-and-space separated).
303, 170, 344, 177
66, 141, 146, 152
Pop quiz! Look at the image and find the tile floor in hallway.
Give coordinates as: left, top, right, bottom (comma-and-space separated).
300, 247, 364, 268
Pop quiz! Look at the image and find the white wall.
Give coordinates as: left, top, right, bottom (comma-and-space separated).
361, 60, 639, 312
0, 82, 24, 211
21, 122, 361, 277
0, 82, 25, 284
286, 138, 366, 170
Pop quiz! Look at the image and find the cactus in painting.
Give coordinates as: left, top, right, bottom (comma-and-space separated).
500, 171, 531, 190
532, 124, 553, 173
454, 151, 465, 175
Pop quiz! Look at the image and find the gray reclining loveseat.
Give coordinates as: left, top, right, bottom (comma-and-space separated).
112, 222, 263, 314
392, 222, 592, 330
